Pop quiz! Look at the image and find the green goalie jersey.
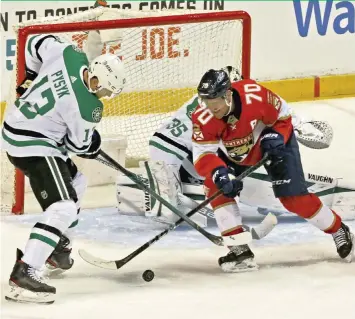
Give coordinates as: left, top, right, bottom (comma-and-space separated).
1, 34, 103, 160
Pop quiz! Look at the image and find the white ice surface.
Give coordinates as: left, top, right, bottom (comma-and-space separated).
1, 208, 355, 319
1, 98, 355, 319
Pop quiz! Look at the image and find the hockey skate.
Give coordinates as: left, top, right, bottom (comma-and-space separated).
46, 235, 74, 276
5, 249, 56, 304
332, 223, 354, 262
218, 245, 258, 273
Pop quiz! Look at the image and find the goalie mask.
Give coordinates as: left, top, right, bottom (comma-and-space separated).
88, 53, 126, 98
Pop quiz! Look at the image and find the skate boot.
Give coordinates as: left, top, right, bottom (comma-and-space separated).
46, 235, 74, 275
5, 249, 56, 304
332, 223, 354, 262
218, 245, 258, 273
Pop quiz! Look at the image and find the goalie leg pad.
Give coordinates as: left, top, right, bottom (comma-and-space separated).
116, 161, 207, 226
116, 164, 166, 217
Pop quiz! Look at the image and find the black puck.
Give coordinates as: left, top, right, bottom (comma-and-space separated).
142, 269, 154, 282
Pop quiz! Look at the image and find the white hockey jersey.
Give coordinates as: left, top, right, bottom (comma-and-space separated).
1, 34, 103, 160
149, 94, 199, 161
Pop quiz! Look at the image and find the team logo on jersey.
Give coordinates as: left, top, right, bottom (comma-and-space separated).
224, 134, 253, 148
41, 190, 48, 199
267, 91, 282, 110
193, 123, 204, 141
227, 115, 238, 130
92, 106, 103, 123
224, 134, 254, 162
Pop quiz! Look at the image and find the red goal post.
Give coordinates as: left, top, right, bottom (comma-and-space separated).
7, 10, 251, 214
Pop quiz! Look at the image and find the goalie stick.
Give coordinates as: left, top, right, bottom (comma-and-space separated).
79, 152, 270, 270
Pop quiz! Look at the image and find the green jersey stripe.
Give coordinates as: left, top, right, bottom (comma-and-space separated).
29, 233, 57, 248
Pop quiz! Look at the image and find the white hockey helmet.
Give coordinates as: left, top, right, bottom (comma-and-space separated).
221, 66, 242, 82
88, 53, 126, 98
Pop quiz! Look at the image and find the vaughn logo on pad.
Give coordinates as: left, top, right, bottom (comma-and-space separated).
308, 173, 334, 184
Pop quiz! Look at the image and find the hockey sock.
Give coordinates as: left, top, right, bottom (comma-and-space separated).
214, 203, 243, 236
279, 194, 341, 233
22, 200, 77, 269
62, 211, 80, 249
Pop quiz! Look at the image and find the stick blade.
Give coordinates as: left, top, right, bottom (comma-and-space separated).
251, 212, 278, 240
78, 249, 118, 270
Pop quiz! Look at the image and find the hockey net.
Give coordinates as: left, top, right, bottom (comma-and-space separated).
1, 8, 251, 214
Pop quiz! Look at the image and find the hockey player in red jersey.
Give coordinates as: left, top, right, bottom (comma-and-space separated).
192, 69, 354, 272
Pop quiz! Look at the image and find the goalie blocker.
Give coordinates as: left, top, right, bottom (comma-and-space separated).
116, 161, 208, 227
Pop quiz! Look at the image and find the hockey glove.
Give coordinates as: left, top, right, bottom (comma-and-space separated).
16, 79, 33, 97
16, 69, 38, 97
77, 129, 101, 159
260, 129, 287, 174
260, 130, 285, 157
212, 166, 243, 198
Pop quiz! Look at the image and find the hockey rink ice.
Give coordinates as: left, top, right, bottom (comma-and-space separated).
1, 98, 355, 319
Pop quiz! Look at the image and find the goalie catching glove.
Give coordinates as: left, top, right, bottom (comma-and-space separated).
294, 120, 333, 149
77, 129, 101, 159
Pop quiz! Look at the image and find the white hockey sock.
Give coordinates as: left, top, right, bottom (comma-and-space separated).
22, 200, 77, 269
72, 171, 87, 209
306, 203, 337, 231
62, 218, 78, 249
60, 171, 86, 249
214, 203, 243, 236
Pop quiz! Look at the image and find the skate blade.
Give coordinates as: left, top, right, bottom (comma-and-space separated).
344, 233, 355, 263
44, 265, 67, 277
45, 258, 73, 277
221, 258, 259, 273
5, 282, 55, 305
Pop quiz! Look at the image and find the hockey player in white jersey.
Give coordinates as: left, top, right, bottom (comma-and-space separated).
2, 34, 125, 304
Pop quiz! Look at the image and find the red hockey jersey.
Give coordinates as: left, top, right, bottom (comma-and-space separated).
192, 79, 293, 178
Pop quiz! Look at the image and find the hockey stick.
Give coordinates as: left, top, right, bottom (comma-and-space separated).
79, 153, 270, 270
79, 212, 277, 271
97, 150, 225, 246
178, 194, 278, 240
